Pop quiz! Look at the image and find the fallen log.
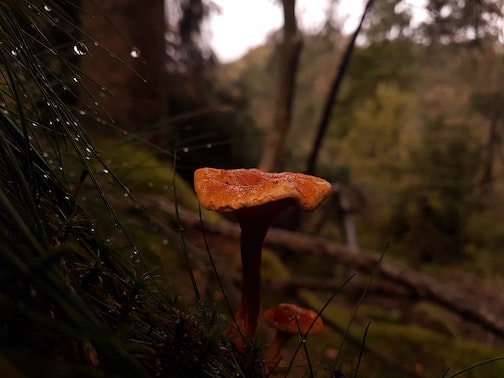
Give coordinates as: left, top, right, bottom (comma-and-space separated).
263, 227, 504, 338
153, 198, 504, 340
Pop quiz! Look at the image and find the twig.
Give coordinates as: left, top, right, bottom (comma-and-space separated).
305, 0, 376, 175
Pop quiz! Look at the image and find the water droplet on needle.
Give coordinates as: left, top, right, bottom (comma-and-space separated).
73, 42, 89, 56
130, 47, 141, 58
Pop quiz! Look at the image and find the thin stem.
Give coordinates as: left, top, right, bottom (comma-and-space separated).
230, 199, 293, 348
265, 332, 291, 362
233, 215, 270, 341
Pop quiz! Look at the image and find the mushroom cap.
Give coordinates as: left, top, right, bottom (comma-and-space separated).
194, 168, 332, 212
263, 303, 324, 334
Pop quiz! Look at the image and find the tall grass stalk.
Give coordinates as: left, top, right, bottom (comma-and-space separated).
331, 243, 388, 373
442, 357, 504, 378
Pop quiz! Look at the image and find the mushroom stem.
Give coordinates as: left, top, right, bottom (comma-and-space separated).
262, 303, 325, 371
230, 199, 293, 348
234, 216, 269, 340
265, 331, 291, 362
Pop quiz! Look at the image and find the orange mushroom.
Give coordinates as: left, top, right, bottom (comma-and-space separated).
194, 168, 332, 349
263, 303, 324, 364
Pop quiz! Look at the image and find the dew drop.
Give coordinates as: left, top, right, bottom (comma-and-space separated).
43, 4, 52, 12
130, 47, 141, 58
73, 42, 89, 56
182, 147, 189, 152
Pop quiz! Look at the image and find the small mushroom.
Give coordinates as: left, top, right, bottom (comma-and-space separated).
263, 303, 324, 364
194, 168, 332, 349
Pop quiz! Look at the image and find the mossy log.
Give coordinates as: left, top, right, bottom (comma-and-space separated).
155, 199, 504, 341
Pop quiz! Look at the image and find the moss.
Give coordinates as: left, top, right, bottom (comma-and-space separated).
367, 323, 504, 377
296, 291, 504, 377
98, 141, 199, 208
261, 248, 291, 282
409, 302, 460, 337
298, 290, 352, 329
122, 220, 181, 270
357, 304, 403, 324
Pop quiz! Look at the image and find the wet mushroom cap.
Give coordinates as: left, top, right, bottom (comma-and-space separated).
194, 168, 333, 212
263, 303, 324, 334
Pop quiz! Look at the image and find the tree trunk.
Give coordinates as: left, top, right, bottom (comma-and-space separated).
305, 0, 374, 175
78, 0, 168, 134
481, 110, 500, 186
258, 0, 302, 172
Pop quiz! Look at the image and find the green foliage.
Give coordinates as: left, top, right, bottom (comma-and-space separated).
99, 141, 201, 210
361, 0, 413, 43
223, 23, 504, 269
302, 289, 504, 378
420, 0, 501, 45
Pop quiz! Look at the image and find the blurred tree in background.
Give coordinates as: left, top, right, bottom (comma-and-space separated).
223, 0, 504, 267
77, 0, 261, 182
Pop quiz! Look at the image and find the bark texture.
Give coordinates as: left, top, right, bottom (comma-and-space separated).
79, 0, 168, 133
259, 0, 302, 172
